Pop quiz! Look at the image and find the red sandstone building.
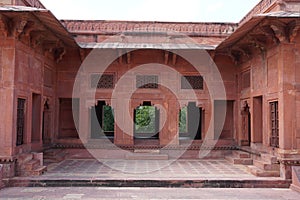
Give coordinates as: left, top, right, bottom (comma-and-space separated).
1, 0, 300, 189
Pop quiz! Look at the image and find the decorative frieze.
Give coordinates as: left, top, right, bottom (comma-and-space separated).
61, 20, 237, 37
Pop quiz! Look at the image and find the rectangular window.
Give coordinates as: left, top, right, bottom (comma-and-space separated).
136, 75, 158, 89
270, 101, 279, 148
181, 76, 203, 90
16, 98, 26, 146
91, 74, 114, 89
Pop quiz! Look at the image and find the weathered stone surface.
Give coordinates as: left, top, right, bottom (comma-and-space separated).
0, 0, 300, 184
290, 166, 300, 192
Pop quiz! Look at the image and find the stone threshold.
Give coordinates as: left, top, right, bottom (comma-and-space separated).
4, 178, 291, 188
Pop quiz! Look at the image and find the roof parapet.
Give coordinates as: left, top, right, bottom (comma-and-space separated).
239, 0, 277, 26
0, 0, 45, 8
239, 0, 300, 26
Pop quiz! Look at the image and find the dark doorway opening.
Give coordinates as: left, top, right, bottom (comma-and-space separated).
42, 99, 51, 144
31, 93, 42, 142
253, 96, 263, 143
179, 102, 202, 140
91, 101, 115, 139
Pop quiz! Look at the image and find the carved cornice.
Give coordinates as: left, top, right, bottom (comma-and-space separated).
0, 157, 16, 163
219, 17, 300, 65
279, 159, 300, 166
61, 21, 237, 37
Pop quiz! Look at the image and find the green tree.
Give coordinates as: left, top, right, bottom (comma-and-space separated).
103, 106, 114, 132
135, 106, 155, 133
179, 107, 187, 133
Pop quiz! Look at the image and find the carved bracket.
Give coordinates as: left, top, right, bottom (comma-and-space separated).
288, 20, 300, 43
0, 14, 9, 37
11, 15, 29, 38
43, 40, 66, 63
164, 51, 169, 65
126, 52, 131, 64
30, 31, 45, 48
54, 47, 66, 63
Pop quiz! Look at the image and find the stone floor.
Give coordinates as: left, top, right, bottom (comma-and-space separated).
0, 187, 299, 199
41, 159, 257, 180
5, 159, 290, 188
2, 158, 297, 199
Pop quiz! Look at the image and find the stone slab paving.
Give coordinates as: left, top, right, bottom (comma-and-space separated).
6, 159, 290, 188
0, 187, 299, 199
33, 159, 275, 180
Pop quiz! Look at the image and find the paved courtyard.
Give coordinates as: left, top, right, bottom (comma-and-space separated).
1, 159, 298, 199
0, 187, 299, 199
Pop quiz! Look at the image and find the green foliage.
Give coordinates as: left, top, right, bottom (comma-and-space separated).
103, 106, 114, 132
179, 107, 188, 133
135, 106, 156, 133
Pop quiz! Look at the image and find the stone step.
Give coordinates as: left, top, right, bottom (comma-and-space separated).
19, 165, 47, 177
30, 166, 47, 176
24, 159, 40, 171
43, 150, 67, 164
17, 153, 33, 164
260, 153, 278, 164
225, 156, 253, 165
232, 151, 251, 159
43, 149, 65, 158
253, 160, 280, 171
134, 149, 160, 154
247, 166, 280, 177
126, 153, 168, 160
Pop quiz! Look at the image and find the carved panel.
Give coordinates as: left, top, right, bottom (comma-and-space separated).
270, 101, 279, 148
91, 74, 115, 89
16, 98, 26, 146
181, 76, 203, 90
242, 70, 251, 89
43, 66, 53, 88
136, 75, 158, 89
267, 54, 278, 93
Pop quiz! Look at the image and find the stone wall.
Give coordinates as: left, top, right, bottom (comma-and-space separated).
0, 164, 4, 189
